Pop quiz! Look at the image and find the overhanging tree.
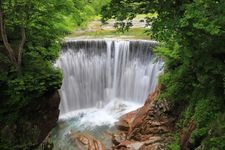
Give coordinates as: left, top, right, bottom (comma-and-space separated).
102, 0, 225, 149
0, 0, 26, 71
0, 0, 112, 149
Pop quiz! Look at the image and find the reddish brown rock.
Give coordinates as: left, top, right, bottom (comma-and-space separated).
129, 86, 160, 134
112, 140, 144, 150
112, 86, 175, 150
69, 132, 106, 150
112, 132, 127, 146
115, 87, 160, 136
139, 143, 162, 150
116, 110, 138, 132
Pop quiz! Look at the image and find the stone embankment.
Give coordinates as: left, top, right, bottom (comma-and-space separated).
112, 87, 175, 150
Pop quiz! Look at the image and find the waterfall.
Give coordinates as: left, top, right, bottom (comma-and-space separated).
56, 39, 163, 116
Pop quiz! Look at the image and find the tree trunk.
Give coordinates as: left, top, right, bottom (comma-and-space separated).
0, 12, 17, 66
17, 26, 26, 71
0, 2, 26, 71
180, 120, 196, 150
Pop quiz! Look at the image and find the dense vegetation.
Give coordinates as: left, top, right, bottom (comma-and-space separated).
1, 0, 224, 149
0, 0, 109, 149
102, 0, 225, 149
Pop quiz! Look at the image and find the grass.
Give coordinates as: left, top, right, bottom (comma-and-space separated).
93, 13, 157, 21
66, 14, 155, 40
68, 28, 151, 40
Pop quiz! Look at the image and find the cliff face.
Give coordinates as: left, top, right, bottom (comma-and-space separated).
35, 91, 60, 143
112, 88, 175, 150
0, 91, 60, 149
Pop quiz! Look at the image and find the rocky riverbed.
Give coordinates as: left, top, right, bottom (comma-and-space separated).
111, 87, 175, 150
52, 87, 175, 150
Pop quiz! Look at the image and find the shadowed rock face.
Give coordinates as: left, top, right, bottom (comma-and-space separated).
37, 91, 60, 143
112, 87, 175, 150
69, 132, 106, 150
0, 91, 60, 149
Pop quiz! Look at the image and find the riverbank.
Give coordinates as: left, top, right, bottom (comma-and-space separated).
67, 15, 151, 40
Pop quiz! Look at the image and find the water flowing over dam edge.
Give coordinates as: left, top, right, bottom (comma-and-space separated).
56, 39, 164, 117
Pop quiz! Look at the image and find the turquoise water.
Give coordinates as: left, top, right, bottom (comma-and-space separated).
50, 100, 141, 150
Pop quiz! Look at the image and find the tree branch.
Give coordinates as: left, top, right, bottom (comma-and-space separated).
17, 26, 26, 71
0, 11, 17, 66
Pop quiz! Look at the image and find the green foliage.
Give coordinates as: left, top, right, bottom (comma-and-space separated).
0, 0, 110, 149
168, 133, 180, 150
0, 0, 110, 119
0, 57, 62, 124
196, 113, 225, 150
102, 0, 225, 149
69, 27, 150, 39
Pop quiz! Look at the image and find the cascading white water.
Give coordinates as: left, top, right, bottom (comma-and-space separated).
52, 39, 163, 149
56, 39, 163, 117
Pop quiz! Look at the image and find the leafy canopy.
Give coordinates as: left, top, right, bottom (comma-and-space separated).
102, 0, 225, 149
0, 0, 110, 149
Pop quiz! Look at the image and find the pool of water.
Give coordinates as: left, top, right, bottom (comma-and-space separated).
50, 99, 141, 150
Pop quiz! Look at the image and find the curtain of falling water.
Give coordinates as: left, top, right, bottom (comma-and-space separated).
56, 39, 163, 115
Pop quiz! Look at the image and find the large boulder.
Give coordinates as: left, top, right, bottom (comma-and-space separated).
115, 110, 138, 132
69, 132, 106, 150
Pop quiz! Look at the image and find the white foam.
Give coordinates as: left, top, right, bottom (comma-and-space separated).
59, 99, 141, 129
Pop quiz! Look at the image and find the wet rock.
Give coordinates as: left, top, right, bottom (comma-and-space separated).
112, 132, 127, 146
139, 143, 162, 150
128, 88, 160, 135
112, 87, 175, 150
122, 141, 143, 150
113, 140, 144, 150
0, 91, 61, 149
69, 132, 106, 150
115, 120, 130, 132
115, 110, 138, 132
